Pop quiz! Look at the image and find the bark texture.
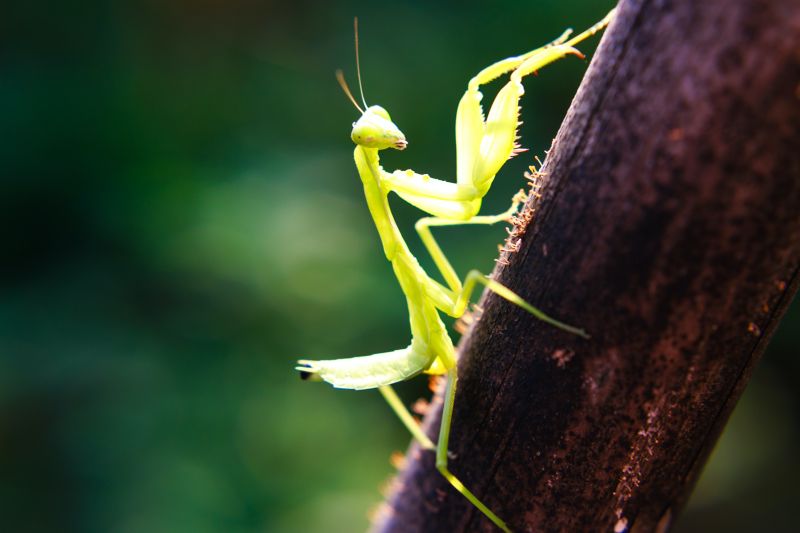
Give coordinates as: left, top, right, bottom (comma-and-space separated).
373, 0, 800, 531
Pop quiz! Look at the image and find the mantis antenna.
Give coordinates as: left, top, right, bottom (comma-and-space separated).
353, 17, 368, 109
335, 69, 364, 114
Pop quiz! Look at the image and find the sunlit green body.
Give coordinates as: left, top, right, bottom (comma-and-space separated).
297, 11, 613, 532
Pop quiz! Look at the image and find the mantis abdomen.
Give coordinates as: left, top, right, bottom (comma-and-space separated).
297, 342, 434, 390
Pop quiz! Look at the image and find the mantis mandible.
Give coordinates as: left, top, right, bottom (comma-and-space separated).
297, 11, 613, 532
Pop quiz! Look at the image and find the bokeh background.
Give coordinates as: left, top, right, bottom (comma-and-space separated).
2, 1, 798, 532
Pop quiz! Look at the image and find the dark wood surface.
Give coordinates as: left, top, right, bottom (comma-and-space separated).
373, 0, 800, 531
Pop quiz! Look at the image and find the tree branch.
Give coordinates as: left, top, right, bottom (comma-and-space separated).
372, 0, 800, 531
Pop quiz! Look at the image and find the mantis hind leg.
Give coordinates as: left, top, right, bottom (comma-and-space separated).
436, 368, 512, 532
379, 385, 435, 450
380, 373, 512, 530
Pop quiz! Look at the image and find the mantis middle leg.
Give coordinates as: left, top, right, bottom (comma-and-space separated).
410, 195, 587, 379
412, 195, 590, 337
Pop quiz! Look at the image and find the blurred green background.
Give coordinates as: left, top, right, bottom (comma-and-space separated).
2, 1, 797, 532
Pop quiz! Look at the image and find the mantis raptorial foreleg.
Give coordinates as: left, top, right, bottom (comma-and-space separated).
374, 46, 584, 221
380, 10, 615, 218
459, 10, 615, 197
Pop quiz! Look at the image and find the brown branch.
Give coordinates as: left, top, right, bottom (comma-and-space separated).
372, 0, 800, 531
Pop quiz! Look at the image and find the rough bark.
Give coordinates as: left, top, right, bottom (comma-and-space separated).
372, 0, 800, 531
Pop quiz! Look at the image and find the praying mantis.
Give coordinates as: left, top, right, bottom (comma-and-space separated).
297, 11, 613, 532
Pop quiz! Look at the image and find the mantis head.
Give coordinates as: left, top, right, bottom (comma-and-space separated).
337, 19, 406, 151
351, 105, 407, 150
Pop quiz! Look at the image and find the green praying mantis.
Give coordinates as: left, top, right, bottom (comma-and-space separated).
297, 11, 614, 532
